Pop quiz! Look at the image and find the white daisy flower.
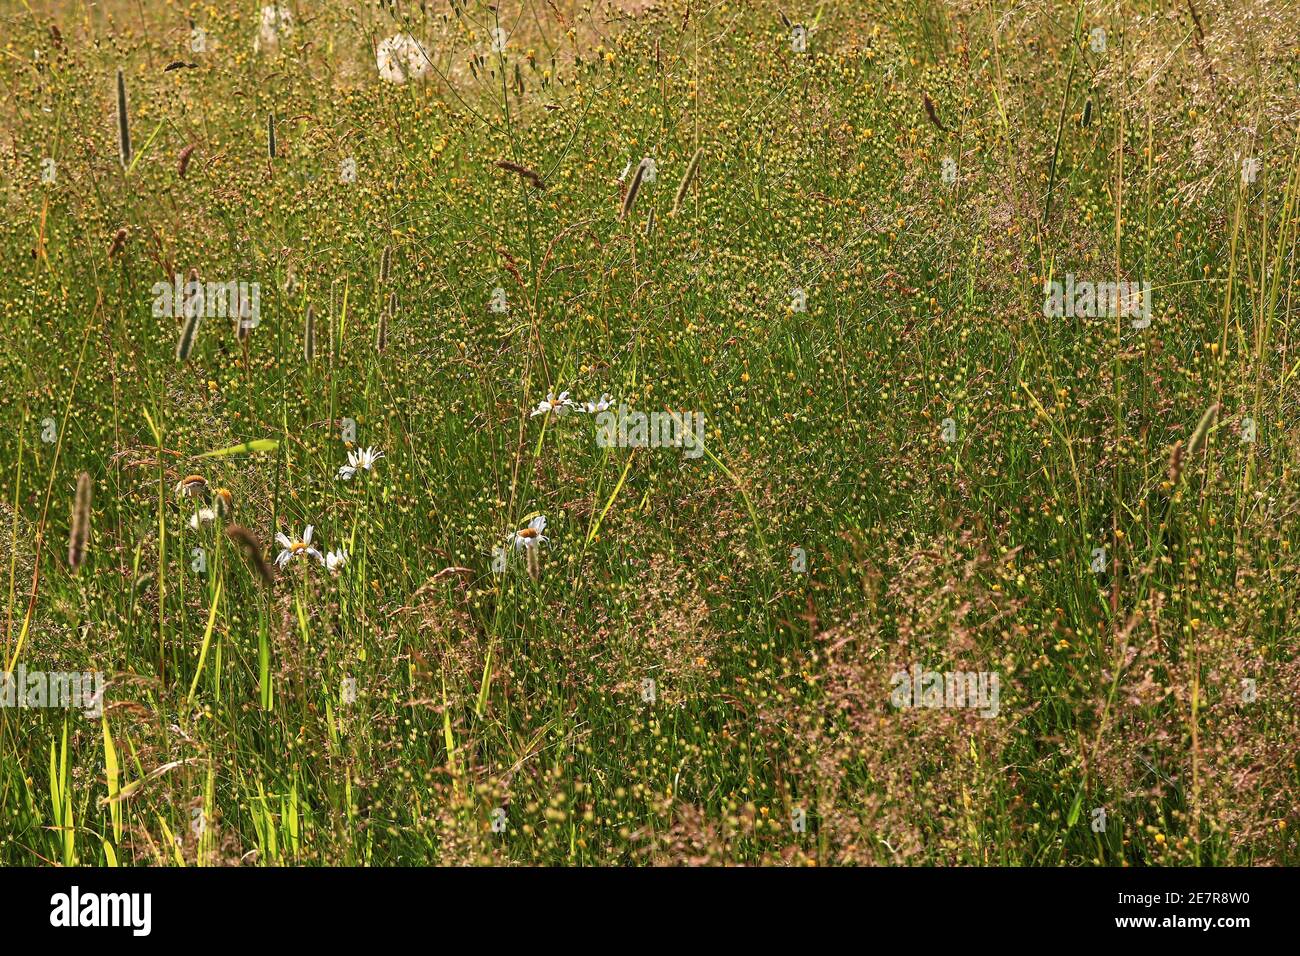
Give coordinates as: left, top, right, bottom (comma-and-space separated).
512, 515, 548, 550
530, 392, 573, 418
325, 549, 348, 574
253, 5, 294, 54
376, 33, 431, 84
337, 445, 384, 480
274, 525, 325, 568
578, 393, 613, 414
189, 507, 217, 530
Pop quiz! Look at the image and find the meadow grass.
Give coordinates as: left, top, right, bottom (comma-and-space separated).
0, 0, 1297, 866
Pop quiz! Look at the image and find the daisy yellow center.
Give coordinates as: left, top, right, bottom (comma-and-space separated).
291, 542, 307, 553
519, 528, 538, 539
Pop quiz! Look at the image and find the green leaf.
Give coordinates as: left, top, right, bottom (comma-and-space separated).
196, 438, 279, 459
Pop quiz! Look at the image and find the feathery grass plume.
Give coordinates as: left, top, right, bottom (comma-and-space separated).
380, 245, 392, 284
1080, 98, 1092, 128
178, 143, 195, 178
226, 525, 274, 586
645, 208, 656, 237
68, 472, 92, 571
620, 158, 648, 222
108, 227, 128, 259
116, 67, 132, 169
177, 305, 202, 361
377, 293, 393, 352
267, 111, 277, 159
923, 92, 948, 132
304, 304, 316, 362
495, 159, 545, 190
671, 147, 704, 215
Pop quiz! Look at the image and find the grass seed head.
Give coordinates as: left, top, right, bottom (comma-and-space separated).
620, 158, 649, 222
68, 471, 92, 572
304, 304, 316, 362
672, 147, 704, 215
177, 307, 201, 361
226, 524, 274, 586
116, 67, 132, 169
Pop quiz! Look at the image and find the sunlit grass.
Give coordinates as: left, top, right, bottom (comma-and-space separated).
0, 0, 1296, 866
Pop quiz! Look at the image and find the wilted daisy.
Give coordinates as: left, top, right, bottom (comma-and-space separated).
337, 445, 384, 480
275, 525, 325, 568
512, 515, 548, 550
578, 393, 613, 414
213, 487, 234, 516
325, 549, 348, 574
376, 33, 430, 84
530, 392, 574, 418
189, 506, 217, 530
174, 474, 209, 500
253, 5, 294, 53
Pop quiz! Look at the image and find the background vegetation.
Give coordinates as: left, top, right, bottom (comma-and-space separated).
0, 0, 1297, 865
